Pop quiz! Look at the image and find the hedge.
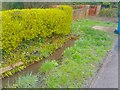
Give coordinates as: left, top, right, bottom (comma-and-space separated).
99, 8, 118, 17
2, 5, 73, 53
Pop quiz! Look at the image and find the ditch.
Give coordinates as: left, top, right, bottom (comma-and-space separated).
2, 38, 76, 87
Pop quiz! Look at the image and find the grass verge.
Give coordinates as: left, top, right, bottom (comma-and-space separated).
40, 19, 117, 88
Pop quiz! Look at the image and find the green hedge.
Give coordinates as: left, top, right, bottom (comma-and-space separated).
99, 8, 118, 17
2, 5, 73, 53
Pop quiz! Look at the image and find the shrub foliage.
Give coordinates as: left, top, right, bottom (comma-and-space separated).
2, 5, 73, 53
99, 8, 118, 17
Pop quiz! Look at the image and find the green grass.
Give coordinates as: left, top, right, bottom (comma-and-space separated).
40, 60, 58, 73
71, 19, 117, 36
8, 19, 117, 88
41, 19, 117, 88
7, 73, 38, 88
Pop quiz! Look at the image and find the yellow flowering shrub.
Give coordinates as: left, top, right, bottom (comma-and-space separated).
2, 5, 73, 53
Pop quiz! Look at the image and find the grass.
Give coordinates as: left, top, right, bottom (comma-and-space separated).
7, 73, 38, 88
71, 19, 117, 36
8, 19, 117, 88
40, 60, 58, 73
40, 19, 117, 88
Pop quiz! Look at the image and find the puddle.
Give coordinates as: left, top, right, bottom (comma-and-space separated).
2, 38, 75, 87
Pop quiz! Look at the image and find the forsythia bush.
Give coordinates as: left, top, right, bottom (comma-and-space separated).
2, 5, 73, 52
58, 5, 73, 22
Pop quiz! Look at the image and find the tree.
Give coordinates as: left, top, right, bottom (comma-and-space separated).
2, 2, 24, 10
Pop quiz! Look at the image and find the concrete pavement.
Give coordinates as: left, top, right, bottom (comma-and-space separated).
90, 39, 118, 88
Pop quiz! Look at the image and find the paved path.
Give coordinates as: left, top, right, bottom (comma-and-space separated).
90, 38, 118, 88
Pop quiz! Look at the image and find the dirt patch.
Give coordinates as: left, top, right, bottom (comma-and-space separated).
92, 25, 115, 32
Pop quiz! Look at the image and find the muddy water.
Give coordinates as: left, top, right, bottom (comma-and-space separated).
2, 39, 75, 87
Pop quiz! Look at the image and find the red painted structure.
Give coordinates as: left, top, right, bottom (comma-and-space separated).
88, 5, 97, 16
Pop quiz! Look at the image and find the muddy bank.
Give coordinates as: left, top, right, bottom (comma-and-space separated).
2, 38, 76, 87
